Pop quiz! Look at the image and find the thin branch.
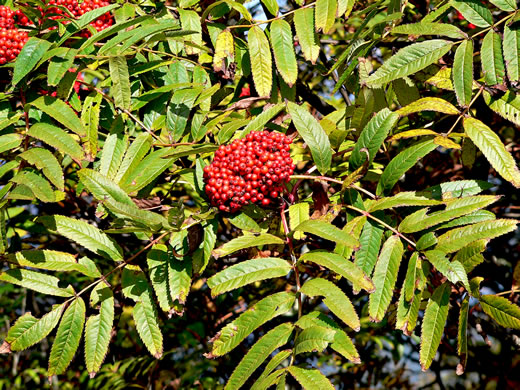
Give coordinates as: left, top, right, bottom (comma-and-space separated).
77, 80, 161, 141
227, 2, 316, 29
447, 85, 484, 135
346, 205, 417, 248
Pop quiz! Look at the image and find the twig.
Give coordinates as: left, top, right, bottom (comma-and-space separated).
346, 205, 417, 248
227, 2, 316, 29
446, 86, 484, 135
70, 231, 169, 301
77, 80, 160, 141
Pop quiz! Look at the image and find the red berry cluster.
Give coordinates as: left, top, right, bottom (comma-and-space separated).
0, 29, 29, 64
0, 6, 15, 29
14, 10, 30, 26
203, 130, 295, 212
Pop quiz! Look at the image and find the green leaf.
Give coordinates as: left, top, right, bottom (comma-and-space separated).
354, 219, 384, 277
435, 210, 495, 230
315, 0, 337, 34
109, 56, 131, 110
368, 191, 442, 212
453, 40, 474, 107
300, 250, 374, 293
48, 298, 86, 376
0, 133, 22, 154
74, 4, 120, 30
248, 26, 272, 97
19, 148, 64, 190
295, 311, 360, 363
289, 203, 310, 240
6, 250, 99, 277
78, 168, 134, 207
12, 38, 52, 86
399, 195, 499, 233
334, 216, 366, 260
436, 219, 518, 253
403, 252, 420, 303
227, 213, 262, 233
85, 285, 114, 377
208, 258, 291, 297
79, 15, 151, 52
294, 219, 358, 248
133, 294, 163, 358
167, 88, 202, 142
489, 0, 516, 11
240, 103, 285, 136
225, 323, 293, 390
457, 295, 469, 375
300, 278, 360, 331
28, 96, 85, 137
453, 239, 487, 273
27, 122, 84, 161
270, 20, 298, 87
483, 90, 520, 127
294, 325, 335, 355
209, 292, 296, 357
424, 250, 469, 288
337, 0, 355, 17
38, 215, 123, 261
451, 0, 493, 28
147, 245, 191, 314
396, 287, 423, 336
504, 24, 520, 82
368, 235, 404, 322
463, 117, 520, 187
261, 0, 279, 15
213, 232, 284, 258
392, 22, 466, 39
287, 366, 334, 390
3, 303, 65, 352
10, 170, 56, 203
377, 139, 438, 195
350, 108, 399, 170
420, 283, 451, 371
368, 191, 441, 212
422, 179, 494, 200
294, 8, 319, 64
480, 294, 520, 329
416, 232, 438, 251
114, 133, 153, 184
252, 369, 286, 390
119, 150, 175, 194
481, 31, 505, 86
251, 350, 292, 390
48, 48, 77, 87
396, 97, 459, 116
122, 266, 163, 358
287, 102, 332, 175
366, 40, 453, 87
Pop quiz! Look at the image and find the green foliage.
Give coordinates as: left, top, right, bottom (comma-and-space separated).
1, 1, 519, 388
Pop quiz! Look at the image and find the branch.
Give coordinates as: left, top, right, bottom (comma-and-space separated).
77, 80, 160, 141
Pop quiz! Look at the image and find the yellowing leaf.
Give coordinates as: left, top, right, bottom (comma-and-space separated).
248, 26, 272, 97
213, 30, 234, 73
397, 97, 459, 116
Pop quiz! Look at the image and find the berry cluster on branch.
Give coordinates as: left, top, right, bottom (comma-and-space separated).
203, 130, 295, 212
